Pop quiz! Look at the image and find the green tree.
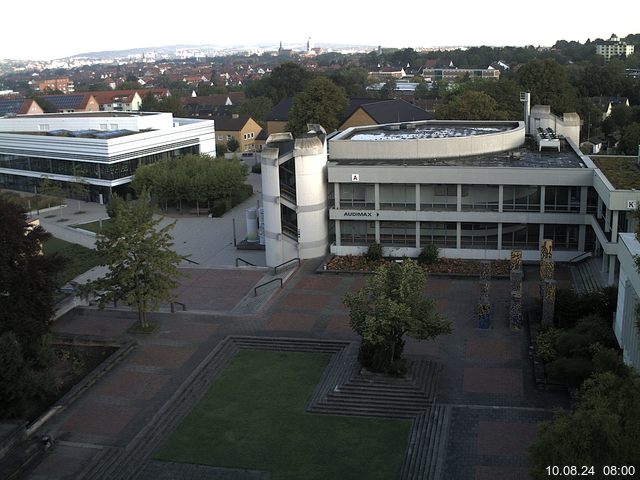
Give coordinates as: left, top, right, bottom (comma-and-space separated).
414, 82, 430, 105
0, 198, 61, 417
227, 136, 240, 153
33, 96, 59, 113
332, 66, 370, 97
619, 122, 640, 155
81, 191, 184, 327
343, 260, 452, 373
517, 59, 577, 114
286, 77, 348, 134
529, 371, 640, 479
140, 91, 160, 111
379, 78, 397, 99
245, 62, 314, 104
435, 90, 504, 120
237, 96, 273, 126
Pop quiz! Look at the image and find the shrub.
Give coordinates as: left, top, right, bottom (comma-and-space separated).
546, 356, 594, 388
536, 327, 560, 363
366, 243, 383, 262
418, 244, 439, 265
251, 163, 262, 174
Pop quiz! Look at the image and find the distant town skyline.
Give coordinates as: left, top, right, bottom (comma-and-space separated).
4, 0, 639, 61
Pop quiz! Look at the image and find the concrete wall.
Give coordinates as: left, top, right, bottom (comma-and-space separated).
330, 121, 525, 160
529, 106, 581, 146
615, 233, 640, 369
0, 112, 174, 132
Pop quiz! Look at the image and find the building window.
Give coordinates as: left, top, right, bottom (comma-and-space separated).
544, 224, 579, 250
502, 223, 540, 249
217, 135, 223, 141
544, 186, 581, 212
503, 185, 541, 212
340, 221, 375, 245
420, 185, 456, 210
461, 185, 499, 211
420, 222, 456, 248
227, 135, 233, 141
380, 221, 415, 246
281, 204, 298, 240
340, 183, 374, 209
461, 223, 499, 249
380, 184, 415, 210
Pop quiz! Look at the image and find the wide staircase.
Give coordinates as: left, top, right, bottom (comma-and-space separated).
570, 257, 607, 294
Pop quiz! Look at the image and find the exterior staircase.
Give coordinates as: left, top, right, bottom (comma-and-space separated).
570, 257, 607, 294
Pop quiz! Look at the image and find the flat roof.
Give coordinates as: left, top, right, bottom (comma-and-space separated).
8, 112, 158, 119
330, 139, 586, 169
592, 156, 640, 189
347, 123, 515, 141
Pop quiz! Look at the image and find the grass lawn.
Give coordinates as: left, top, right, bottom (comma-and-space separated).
155, 350, 411, 480
592, 156, 640, 189
72, 218, 112, 233
43, 237, 104, 284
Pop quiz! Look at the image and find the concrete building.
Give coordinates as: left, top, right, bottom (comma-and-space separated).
0, 111, 215, 202
259, 109, 640, 293
596, 34, 635, 61
421, 67, 500, 81
614, 233, 640, 370
36, 77, 74, 94
92, 91, 143, 112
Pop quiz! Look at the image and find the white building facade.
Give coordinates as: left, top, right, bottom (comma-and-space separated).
0, 112, 215, 202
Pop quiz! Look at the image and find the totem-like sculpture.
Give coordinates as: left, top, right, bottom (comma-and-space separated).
510, 250, 524, 330
478, 261, 491, 329
539, 240, 556, 326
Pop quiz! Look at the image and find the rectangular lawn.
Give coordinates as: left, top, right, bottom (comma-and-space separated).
72, 218, 112, 233
155, 350, 411, 480
43, 237, 103, 284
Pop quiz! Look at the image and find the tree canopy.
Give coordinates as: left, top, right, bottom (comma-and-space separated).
343, 260, 452, 373
245, 62, 315, 104
81, 191, 184, 327
435, 90, 506, 120
517, 59, 577, 114
286, 77, 348, 134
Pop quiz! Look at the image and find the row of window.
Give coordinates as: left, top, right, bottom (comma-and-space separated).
339, 221, 580, 250
338, 184, 593, 213
0, 146, 198, 181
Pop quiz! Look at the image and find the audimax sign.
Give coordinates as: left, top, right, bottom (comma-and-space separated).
342, 211, 379, 217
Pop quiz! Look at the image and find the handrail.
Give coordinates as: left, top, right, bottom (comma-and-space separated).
236, 257, 256, 267
568, 251, 592, 263
273, 257, 300, 275
181, 256, 200, 265
170, 301, 186, 312
254, 278, 283, 296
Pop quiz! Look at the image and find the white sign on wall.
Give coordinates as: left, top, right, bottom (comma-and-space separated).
627, 200, 637, 210
351, 173, 360, 182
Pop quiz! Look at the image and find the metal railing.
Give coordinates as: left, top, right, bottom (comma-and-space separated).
568, 251, 593, 263
181, 256, 200, 265
273, 257, 300, 275
170, 301, 186, 312
254, 278, 283, 296
236, 257, 256, 267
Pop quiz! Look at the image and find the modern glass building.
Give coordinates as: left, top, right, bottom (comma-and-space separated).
0, 111, 215, 202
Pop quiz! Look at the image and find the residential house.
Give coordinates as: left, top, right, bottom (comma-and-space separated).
39, 93, 99, 113
213, 114, 262, 152
92, 91, 143, 112
36, 77, 74, 94
596, 34, 635, 61
339, 99, 433, 130
590, 96, 630, 120
265, 97, 294, 136
0, 99, 44, 116
368, 67, 407, 79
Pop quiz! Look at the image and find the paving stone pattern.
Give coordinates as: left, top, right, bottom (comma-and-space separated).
25, 261, 573, 480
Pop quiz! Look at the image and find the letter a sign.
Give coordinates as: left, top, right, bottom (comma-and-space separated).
351, 173, 360, 182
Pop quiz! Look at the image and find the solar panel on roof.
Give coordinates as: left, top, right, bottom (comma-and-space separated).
42, 94, 85, 109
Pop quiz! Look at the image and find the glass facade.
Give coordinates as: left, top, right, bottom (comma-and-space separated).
340, 183, 374, 209
380, 221, 416, 245
340, 221, 375, 245
543, 224, 579, 250
502, 223, 540, 249
420, 184, 457, 210
461, 223, 499, 249
420, 222, 457, 248
544, 186, 581, 212
461, 185, 499, 211
380, 184, 415, 210
503, 185, 541, 212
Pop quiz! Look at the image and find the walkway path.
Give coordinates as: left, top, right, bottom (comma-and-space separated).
25, 260, 571, 480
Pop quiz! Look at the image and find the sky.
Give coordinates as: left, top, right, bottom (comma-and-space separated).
2, 0, 639, 60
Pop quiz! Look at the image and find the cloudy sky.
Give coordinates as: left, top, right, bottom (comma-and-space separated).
3, 0, 638, 60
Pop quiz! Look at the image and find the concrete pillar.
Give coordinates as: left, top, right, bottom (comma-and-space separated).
578, 224, 586, 251
415, 184, 420, 212
497, 223, 503, 250
609, 255, 616, 286
334, 183, 340, 209
597, 197, 603, 219
602, 253, 608, 273
416, 221, 420, 249
605, 207, 611, 233
538, 224, 545, 248
498, 185, 504, 213
374, 183, 380, 210
580, 186, 588, 214
611, 211, 619, 242
261, 146, 284, 268
375, 220, 380, 243
456, 222, 461, 249
540, 185, 546, 213
457, 184, 462, 212
335, 220, 341, 247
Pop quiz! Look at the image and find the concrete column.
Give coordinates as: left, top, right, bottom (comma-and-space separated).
540, 185, 546, 213
334, 183, 340, 209
374, 183, 380, 210
611, 211, 619, 242
538, 223, 545, 249
578, 224, 586, 251
580, 186, 588, 215
602, 253, 608, 273
415, 184, 420, 212
497, 223, 503, 250
456, 222, 461, 249
416, 221, 420, 248
609, 255, 616, 286
335, 220, 341, 247
498, 185, 504, 213
597, 197, 603, 219
375, 220, 380, 243
605, 207, 611, 233
457, 184, 462, 212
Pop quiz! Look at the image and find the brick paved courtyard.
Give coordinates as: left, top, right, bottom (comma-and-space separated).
25, 261, 570, 480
